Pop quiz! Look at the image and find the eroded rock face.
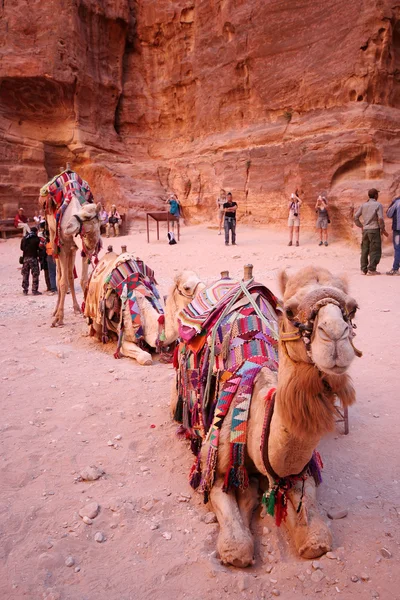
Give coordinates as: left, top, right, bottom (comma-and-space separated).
1, 0, 399, 233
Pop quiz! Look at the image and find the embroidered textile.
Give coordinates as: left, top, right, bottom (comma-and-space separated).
175, 278, 281, 501
41, 170, 93, 255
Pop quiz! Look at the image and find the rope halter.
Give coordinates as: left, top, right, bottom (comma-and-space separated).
175, 280, 202, 299
73, 213, 100, 264
280, 287, 362, 360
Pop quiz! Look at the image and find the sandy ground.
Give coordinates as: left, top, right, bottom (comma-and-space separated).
0, 223, 399, 600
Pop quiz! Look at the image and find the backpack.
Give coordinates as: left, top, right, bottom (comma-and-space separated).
167, 231, 177, 245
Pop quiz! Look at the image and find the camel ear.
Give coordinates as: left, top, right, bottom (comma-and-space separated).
95, 202, 102, 214
278, 270, 288, 295
345, 296, 359, 319
64, 216, 80, 236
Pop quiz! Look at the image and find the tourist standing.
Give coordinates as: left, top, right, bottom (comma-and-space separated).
315, 195, 330, 246
20, 227, 44, 295
46, 237, 58, 293
223, 192, 237, 246
166, 193, 181, 232
386, 196, 400, 275
288, 191, 302, 246
14, 207, 31, 236
106, 205, 121, 237
354, 188, 387, 275
216, 189, 226, 235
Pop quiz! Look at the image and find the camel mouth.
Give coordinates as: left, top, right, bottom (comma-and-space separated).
320, 364, 348, 375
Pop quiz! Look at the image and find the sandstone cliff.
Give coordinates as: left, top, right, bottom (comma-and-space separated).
1, 0, 400, 235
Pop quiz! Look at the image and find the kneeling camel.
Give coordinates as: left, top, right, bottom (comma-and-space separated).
171, 265, 360, 565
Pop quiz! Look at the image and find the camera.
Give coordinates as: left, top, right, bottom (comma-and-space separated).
294, 212, 298, 217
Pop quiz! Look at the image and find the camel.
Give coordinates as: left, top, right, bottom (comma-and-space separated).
171, 265, 360, 566
40, 170, 102, 327
84, 249, 204, 365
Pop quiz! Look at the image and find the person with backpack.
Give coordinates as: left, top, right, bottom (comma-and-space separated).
386, 196, 400, 275
166, 193, 181, 232
20, 227, 45, 295
287, 190, 302, 246
106, 205, 121, 237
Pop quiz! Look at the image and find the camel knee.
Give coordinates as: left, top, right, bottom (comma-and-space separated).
121, 341, 152, 366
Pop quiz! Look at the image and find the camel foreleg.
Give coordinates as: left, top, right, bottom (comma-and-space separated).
209, 478, 255, 567
237, 476, 259, 528
120, 340, 153, 366
285, 477, 332, 559
52, 256, 68, 327
69, 250, 81, 315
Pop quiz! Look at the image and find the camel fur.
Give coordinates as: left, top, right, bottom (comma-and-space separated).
44, 194, 101, 327
171, 266, 359, 566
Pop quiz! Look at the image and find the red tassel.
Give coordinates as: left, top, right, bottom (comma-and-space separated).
275, 489, 288, 527
158, 315, 165, 325
94, 256, 99, 266
173, 344, 180, 369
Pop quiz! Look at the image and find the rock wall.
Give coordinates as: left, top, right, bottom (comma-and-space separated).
1, 0, 400, 235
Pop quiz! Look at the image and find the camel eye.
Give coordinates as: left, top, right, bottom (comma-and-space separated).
184, 285, 190, 291
285, 308, 295, 319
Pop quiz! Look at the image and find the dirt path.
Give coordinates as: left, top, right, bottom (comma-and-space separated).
0, 224, 399, 600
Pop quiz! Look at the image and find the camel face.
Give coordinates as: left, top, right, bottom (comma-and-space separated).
65, 202, 101, 254
310, 302, 355, 375
175, 270, 206, 301
280, 266, 359, 376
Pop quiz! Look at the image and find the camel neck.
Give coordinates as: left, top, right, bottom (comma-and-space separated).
162, 291, 180, 345
267, 357, 322, 479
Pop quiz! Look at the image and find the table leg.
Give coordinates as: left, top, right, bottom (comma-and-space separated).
147, 214, 149, 243
177, 219, 180, 241
157, 219, 159, 240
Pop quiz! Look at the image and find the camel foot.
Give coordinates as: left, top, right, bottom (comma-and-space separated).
294, 518, 332, 559
73, 306, 82, 315
137, 356, 153, 366
51, 320, 64, 328
217, 530, 254, 567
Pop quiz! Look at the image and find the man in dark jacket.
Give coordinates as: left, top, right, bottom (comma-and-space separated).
20, 227, 44, 295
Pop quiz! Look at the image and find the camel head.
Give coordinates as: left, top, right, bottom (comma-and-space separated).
164, 270, 205, 342
277, 266, 359, 439
279, 266, 359, 376
65, 201, 102, 254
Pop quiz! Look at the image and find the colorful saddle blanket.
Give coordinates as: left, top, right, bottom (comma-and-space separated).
175, 277, 282, 501
105, 255, 164, 354
40, 169, 93, 254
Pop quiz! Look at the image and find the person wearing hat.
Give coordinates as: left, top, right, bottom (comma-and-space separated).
14, 207, 31, 236
20, 226, 45, 295
106, 205, 121, 237
354, 188, 387, 275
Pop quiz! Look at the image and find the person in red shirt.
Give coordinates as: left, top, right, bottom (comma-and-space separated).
14, 207, 31, 236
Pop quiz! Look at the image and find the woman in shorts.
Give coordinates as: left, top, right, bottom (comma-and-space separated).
315, 195, 330, 246
288, 191, 302, 246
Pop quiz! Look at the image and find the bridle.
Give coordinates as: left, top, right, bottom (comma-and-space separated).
73, 213, 101, 264
280, 287, 362, 360
73, 213, 99, 236
175, 280, 202, 299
